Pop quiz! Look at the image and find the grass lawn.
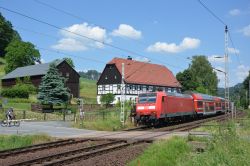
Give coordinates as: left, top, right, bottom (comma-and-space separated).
72, 107, 134, 131
0, 134, 53, 151
129, 110, 250, 166
79, 78, 97, 104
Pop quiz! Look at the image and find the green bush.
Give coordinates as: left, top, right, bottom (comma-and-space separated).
1, 86, 29, 98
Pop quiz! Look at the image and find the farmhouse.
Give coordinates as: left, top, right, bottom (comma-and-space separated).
1, 60, 80, 97
97, 57, 182, 104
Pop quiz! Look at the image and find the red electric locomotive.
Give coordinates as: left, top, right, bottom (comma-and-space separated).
135, 91, 195, 125
135, 91, 227, 125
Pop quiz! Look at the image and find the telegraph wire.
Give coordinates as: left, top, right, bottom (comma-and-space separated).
33, 0, 191, 66
197, 0, 226, 26
228, 31, 242, 65
14, 25, 130, 58
197, 0, 242, 65
36, 46, 106, 64
33, 0, 149, 47
0, 6, 185, 70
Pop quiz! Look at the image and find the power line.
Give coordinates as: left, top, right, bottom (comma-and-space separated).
33, 0, 191, 67
228, 31, 242, 65
33, 0, 149, 47
197, 0, 226, 26
197, 0, 242, 65
14, 25, 129, 58
37, 46, 106, 64
0, 6, 185, 70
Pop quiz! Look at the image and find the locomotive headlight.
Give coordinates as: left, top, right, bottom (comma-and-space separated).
148, 106, 156, 109
137, 106, 145, 110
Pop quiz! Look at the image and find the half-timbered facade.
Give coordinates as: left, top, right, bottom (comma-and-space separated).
97, 57, 182, 104
2, 60, 80, 97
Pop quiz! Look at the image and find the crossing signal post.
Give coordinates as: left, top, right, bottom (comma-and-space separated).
120, 63, 125, 126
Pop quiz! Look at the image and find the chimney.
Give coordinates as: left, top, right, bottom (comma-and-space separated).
127, 56, 132, 60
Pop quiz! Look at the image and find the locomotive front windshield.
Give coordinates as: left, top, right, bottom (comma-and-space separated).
138, 93, 157, 103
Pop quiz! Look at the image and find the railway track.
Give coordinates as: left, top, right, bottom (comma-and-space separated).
153, 111, 246, 132
9, 140, 147, 166
2, 111, 245, 166
0, 138, 96, 159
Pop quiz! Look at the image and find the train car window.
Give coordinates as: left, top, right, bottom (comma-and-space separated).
162, 96, 164, 102
197, 101, 203, 107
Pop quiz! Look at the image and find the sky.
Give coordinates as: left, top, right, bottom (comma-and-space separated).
0, 0, 249, 87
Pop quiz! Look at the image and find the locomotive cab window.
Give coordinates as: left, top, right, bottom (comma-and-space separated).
138, 93, 157, 103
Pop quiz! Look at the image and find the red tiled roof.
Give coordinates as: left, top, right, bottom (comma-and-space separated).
108, 58, 181, 87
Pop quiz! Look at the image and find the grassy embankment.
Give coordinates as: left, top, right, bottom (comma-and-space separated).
72, 106, 134, 131
0, 134, 53, 151
129, 110, 250, 166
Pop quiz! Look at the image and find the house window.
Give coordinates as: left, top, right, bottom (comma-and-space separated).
146, 86, 149, 91
102, 85, 105, 90
118, 84, 121, 90
114, 75, 117, 79
66, 72, 69, 77
105, 76, 108, 80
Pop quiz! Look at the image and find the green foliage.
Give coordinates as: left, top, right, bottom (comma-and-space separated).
37, 63, 70, 106
190, 56, 218, 95
129, 137, 191, 166
1, 76, 36, 99
178, 56, 218, 95
4, 39, 40, 73
0, 134, 52, 151
0, 13, 21, 57
176, 69, 199, 91
100, 93, 115, 106
1, 85, 29, 98
243, 70, 250, 90
63, 57, 75, 68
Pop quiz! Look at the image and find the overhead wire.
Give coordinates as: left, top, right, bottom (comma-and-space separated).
197, 0, 242, 66
33, 0, 190, 67
0, 6, 185, 70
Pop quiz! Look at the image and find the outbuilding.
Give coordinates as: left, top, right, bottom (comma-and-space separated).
1, 59, 80, 97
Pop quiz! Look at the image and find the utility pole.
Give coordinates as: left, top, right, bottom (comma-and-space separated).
224, 25, 230, 112
120, 63, 125, 126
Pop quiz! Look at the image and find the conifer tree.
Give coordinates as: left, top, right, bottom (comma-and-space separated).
37, 63, 69, 108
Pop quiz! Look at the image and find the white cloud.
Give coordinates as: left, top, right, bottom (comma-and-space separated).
134, 57, 150, 62
240, 24, 250, 37
229, 9, 241, 16
147, 37, 200, 53
228, 47, 240, 54
52, 23, 110, 51
111, 24, 142, 39
52, 38, 87, 51
236, 65, 250, 81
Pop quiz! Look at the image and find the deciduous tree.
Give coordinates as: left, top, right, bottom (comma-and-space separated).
0, 13, 20, 57
4, 39, 40, 73
100, 93, 115, 107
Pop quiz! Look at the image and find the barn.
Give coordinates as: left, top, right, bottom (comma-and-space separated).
97, 57, 182, 104
1, 59, 80, 97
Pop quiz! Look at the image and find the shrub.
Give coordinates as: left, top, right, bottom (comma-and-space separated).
1, 86, 29, 98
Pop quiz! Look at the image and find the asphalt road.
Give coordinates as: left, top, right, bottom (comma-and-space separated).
0, 121, 97, 137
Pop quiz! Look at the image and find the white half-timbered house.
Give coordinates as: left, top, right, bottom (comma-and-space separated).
97, 57, 182, 104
